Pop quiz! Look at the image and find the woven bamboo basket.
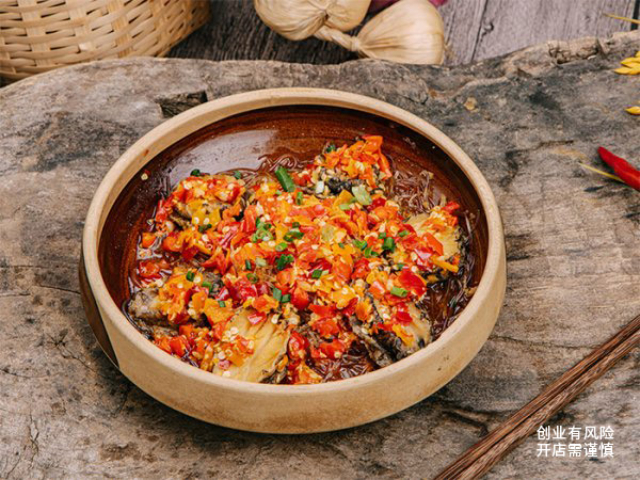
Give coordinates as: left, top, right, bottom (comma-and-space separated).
0, 0, 210, 81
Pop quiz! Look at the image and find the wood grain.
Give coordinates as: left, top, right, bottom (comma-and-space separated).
435, 314, 640, 479
439, 0, 488, 65
470, 0, 638, 62
168, 0, 639, 66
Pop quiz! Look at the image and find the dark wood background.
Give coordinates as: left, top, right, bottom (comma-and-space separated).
170, 0, 640, 66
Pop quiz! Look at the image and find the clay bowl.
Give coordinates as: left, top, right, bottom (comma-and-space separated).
81, 88, 506, 433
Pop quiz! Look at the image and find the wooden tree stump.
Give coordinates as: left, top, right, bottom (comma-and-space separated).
0, 31, 638, 479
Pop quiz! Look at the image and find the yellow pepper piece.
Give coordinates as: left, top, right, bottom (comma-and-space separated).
333, 189, 353, 208
210, 208, 221, 226
432, 256, 459, 273
392, 324, 414, 345
365, 269, 388, 285
203, 298, 234, 324
329, 287, 357, 309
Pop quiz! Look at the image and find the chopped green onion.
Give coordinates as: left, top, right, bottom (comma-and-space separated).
292, 221, 300, 228
256, 217, 263, 228
354, 239, 368, 250
275, 242, 288, 252
339, 204, 351, 211
246, 273, 258, 284
276, 254, 294, 271
395, 263, 405, 271
338, 242, 345, 248
251, 229, 272, 243
186, 271, 195, 281
383, 237, 396, 252
325, 143, 336, 153
311, 269, 324, 279
218, 300, 226, 308
378, 232, 387, 239
275, 166, 295, 192
255, 257, 267, 268
272, 287, 282, 302
245, 260, 252, 271
202, 281, 212, 290
284, 229, 304, 242
234, 170, 242, 179
281, 294, 291, 304
296, 191, 303, 205
364, 246, 380, 258
352, 185, 372, 206
190, 169, 201, 177
391, 287, 408, 298
199, 224, 212, 233
398, 230, 410, 238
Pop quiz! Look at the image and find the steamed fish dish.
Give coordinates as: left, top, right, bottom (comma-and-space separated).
127, 136, 476, 384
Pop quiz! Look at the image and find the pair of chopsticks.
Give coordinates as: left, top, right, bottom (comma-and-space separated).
435, 314, 640, 479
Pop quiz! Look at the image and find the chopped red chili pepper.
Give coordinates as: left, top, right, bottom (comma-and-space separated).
291, 287, 310, 311
169, 335, 190, 357
137, 258, 169, 279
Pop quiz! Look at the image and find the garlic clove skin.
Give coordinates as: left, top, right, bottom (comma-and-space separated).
356, 0, 445, 64
255, 0, 445, 65
254, 0, 370, 41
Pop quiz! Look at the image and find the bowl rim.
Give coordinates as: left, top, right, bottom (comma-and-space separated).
83, 87, 504, 395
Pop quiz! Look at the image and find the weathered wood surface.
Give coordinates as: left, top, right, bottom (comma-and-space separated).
0, 31, 639, 479
170, 0, 639, 65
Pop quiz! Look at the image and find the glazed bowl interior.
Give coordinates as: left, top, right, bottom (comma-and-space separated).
99, 105, 489, 317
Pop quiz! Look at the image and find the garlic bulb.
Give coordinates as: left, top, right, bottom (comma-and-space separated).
254, 0, 370, 41
254, 0, 445, 65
